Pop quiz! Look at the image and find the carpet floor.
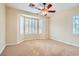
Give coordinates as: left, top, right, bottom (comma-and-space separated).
1, 39, 79, 56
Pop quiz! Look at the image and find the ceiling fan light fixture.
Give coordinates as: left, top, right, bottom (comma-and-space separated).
41, 9, 48, 15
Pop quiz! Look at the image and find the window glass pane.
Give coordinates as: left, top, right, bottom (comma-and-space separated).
76, 15, 79, 18
29, 18, 38, 34
76, 24, 79, 28
73, 15, 79, 34
31, 19, 36, 33
31, 19, 34, 33
75, 19, 79, 24
19, 16, 25, 35
34, 20, 38, 33
39, 19, 44, 33
25, 18, 28, 34
28, 19, 32, 34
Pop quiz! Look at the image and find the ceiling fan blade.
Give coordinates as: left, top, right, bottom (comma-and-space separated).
48, 10, 56, 13
47, 4, 52, 9
29, 3, 41, 10
34, 7, 42, 10
29, 3, 35, 7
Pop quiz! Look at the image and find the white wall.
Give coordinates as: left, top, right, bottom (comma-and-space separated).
0, 4, 6, 54
50, 6, 79, 47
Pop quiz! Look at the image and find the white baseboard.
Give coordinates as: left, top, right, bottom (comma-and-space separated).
6, 43, 18, 46
17, 39, 25, 44
0, 45, 6, 55
55, 39, 79, 48
7, 39, 48, 46
50, 36, 79, 48
6, 39, 25, 46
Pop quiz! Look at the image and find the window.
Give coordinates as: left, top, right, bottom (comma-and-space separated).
73, 15, 79, 34
19, 15, 44, 35
19, 16, 25, 35
25, 18, 38, 34
39, 19, 44, 33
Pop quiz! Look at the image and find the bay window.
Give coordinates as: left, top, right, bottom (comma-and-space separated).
19, 15, 44, 35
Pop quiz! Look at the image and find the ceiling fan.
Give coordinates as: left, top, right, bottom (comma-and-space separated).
29, 3, 56, 16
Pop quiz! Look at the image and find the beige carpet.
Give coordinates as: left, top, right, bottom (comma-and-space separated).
1, 39, 79, 56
